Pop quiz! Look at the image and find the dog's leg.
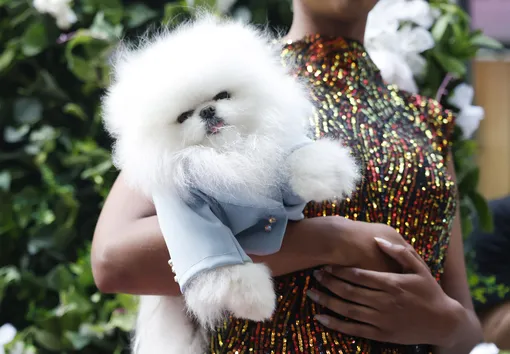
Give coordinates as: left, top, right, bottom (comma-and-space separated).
287, 139, 360, 202
133, 295, 207, 354
184, 263, 275, 328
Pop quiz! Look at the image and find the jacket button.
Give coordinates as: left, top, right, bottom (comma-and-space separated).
168, 260, 176, 274
268, 216, 276, 224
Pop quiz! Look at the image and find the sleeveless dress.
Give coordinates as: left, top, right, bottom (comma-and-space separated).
209, 35, 457, 354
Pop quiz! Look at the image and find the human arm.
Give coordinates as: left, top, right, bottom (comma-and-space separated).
91, 173, 401, 296
434, 155, 483, 353
305, 154, 482, 352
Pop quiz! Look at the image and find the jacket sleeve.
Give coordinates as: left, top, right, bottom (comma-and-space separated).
153, 189, 252, 292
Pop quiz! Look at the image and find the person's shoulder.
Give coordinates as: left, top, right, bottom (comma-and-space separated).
399, 90, 454, 121
398, 89, 456, 156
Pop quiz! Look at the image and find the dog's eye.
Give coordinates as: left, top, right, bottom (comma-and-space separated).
213, 91, 231, 101
177, 110, 193, 124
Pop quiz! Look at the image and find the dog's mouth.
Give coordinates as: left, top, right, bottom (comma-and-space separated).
205, 118, 227, 135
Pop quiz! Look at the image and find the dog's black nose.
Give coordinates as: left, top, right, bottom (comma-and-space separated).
200, 106, 216, 119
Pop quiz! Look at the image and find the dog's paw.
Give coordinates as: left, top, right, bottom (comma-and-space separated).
184, 263, 276, 328
223, 263, 275, 321
288, 139, 360, 202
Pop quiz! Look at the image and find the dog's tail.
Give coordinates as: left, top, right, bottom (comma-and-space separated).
133, 295, 208, 354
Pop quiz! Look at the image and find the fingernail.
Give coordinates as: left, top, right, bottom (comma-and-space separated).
306, 290, 319, 302
313, 270, 323, 281
374, 237, 393, 247
315, 314, 329, 325
323, 265, 332, 273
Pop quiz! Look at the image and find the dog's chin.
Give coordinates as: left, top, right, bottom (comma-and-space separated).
203, 128, 239, 149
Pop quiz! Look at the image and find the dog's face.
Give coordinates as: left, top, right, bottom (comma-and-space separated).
102, 15, 313, 196
104, 15, 311, 157
168, 82, 267, 149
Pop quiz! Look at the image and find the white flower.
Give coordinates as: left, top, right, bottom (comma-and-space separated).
365, 2, 401, 40
0, 324, 16, 354
368, 49, 418, 93
404, 52, 428, 77
448, 83, 485, 139
33, 0, 77, 30
455, 105, 485, 139
367, 0, 436, 29
365, 1, 435, 80
400, 0, 436, 28
469, 343, 500, 354
398, 25, 435, 54
448, 83, 474, 109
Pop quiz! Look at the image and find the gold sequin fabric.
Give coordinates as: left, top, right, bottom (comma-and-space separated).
209, 35, 457, 353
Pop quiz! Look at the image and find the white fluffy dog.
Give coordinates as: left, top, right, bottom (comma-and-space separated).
102, 13, 359, 354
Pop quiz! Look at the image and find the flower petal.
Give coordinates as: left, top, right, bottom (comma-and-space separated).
398, 26, 435, 54
449, 83, 475, 109
369, 49, 418, 93
456, 105, 485, 139
405, 52, 428, 77
0, 324, 16, 346
402, 0, 435, 28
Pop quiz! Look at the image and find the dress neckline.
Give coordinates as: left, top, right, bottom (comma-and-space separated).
280, 34, 383, 85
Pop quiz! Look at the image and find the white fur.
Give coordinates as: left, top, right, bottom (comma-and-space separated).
185, 263, 275, 328
102, 13, 359, 354
102, 14, 313, 200
288, 139, 360, 202
134, 296, 208, 354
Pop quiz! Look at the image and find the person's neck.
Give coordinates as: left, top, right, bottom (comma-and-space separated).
284, 4, 367, 43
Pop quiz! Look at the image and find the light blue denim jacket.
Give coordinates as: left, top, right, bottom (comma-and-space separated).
153, 178, 307, 292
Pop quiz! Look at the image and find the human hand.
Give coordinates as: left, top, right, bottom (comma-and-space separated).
307, 237, 464, 346
321, 218, 405, 273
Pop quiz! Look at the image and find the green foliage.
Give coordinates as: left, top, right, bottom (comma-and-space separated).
422, 1, 508, 304
0, 0, 174, 351
0, 0, 505, 352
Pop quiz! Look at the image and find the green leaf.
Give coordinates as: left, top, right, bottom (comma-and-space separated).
33, 328, 64, 351
471, 34, 504, 50
38, 70, 69, 100
90, 12, 123, 41
4, 125, 30, 143
194, 0, 217, 10
81, 160, 113, 179
65, 30, 111, 83
45, 265, 75, 291
0, 266, 21, 303
14, 97, 43, 124
125, 3, 158, 28
0, 171, 11, 191
470, 191, 493, 233
162, 2, 191, 25
65, 331, 91, 350
0, 47, 16, 74
458, 167, 479, 193
433, 51, 466, 77
21, 21, 49, 57
431, 14, 451, 42
63, 103, 88, 120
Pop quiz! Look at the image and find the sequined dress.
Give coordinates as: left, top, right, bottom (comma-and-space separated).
209, 35, 457, 354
